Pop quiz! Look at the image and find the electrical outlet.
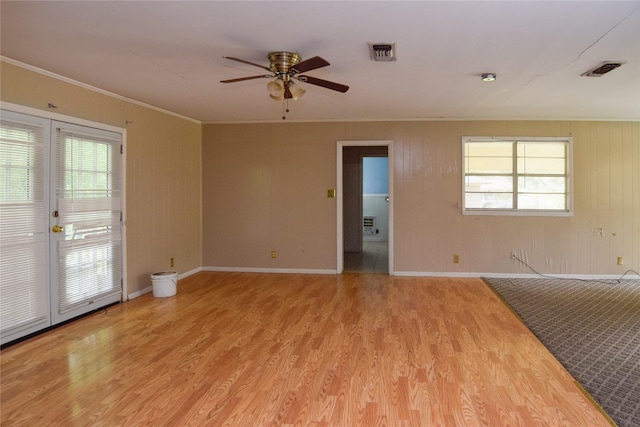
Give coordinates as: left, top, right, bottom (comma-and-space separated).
170, 257, 174, 268
453, 254, 460, 264
617, 256, 623, 266
271, 250, 277, 259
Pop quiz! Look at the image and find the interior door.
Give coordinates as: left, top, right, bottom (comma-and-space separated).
50, 122, 123, 324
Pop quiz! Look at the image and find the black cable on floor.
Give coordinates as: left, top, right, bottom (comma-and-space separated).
511, 254, 640, 285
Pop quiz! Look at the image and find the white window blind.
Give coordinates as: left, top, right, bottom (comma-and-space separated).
462, 137, 572, 215
0, 113, 50, 340
54, 125, 122, 314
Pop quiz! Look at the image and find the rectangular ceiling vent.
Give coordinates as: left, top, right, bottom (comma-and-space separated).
581, 61, 625, 77
369, 43, 397, 61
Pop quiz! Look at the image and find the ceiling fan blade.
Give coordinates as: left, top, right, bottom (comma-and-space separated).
220, 74, 273, 83
290, 56, 330, 74
296, 75, 349, 93
223, 56, 272, 72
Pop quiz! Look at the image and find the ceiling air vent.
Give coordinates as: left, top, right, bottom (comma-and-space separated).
581, 61, 625, 77
369, 43, 397, 61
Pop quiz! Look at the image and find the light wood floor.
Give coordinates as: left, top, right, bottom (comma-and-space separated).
1, 272, 611, 426
344, 241, 388, 273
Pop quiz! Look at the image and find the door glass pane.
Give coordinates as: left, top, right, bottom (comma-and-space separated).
0, 112, 50, 343
54, 124, 122, 316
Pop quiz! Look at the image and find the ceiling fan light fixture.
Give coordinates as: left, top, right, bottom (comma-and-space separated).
289, 83, 306, 100
481, 73, 497, 82
268, 79, 305, 101
267, 79, 284, 100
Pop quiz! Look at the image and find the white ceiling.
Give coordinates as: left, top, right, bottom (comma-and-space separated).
2, 1, 639, 123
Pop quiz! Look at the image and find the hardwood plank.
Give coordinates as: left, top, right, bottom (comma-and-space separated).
1, 272, 611, 426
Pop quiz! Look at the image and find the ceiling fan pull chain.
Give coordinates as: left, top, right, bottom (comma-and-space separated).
280, 99, 292, 120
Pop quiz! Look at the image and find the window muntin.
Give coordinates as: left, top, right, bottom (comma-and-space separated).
463, 137, 571, 215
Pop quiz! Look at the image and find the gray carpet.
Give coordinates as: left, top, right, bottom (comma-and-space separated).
484, 277, 640, 427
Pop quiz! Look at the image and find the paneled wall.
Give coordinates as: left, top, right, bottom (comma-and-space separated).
203, 120, 639, 276
1, 61, 203, 294
202, 123, 342, 271
3, 60, 637, 279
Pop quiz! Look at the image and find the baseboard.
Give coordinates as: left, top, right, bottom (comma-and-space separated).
203, 266, 338, 275
394, 271, 485, 278
394, 271, 639, 280
178, 266, 202, 280
481, 272, 640, 280
127, 286, 152, 300
127, 268, 637, 299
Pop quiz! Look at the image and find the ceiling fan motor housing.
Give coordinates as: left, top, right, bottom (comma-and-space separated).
268, 51, 301, 77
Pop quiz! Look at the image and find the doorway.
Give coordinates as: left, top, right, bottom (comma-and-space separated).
336, 141, 393, 274
0, 109, 125, 345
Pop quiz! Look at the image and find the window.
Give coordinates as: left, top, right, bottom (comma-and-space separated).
462, 137, 572, 215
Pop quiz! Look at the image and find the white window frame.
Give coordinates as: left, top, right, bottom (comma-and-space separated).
462, 136, 573, 216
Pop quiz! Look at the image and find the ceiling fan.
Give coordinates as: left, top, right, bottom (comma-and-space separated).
220, 51, 349, 118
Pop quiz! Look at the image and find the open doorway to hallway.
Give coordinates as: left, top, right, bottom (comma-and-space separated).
341, 146, 389, 274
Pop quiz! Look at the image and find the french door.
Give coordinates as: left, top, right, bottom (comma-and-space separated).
1, 110, 123, 344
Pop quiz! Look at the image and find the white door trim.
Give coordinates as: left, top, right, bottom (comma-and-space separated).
336, 140, 394, 275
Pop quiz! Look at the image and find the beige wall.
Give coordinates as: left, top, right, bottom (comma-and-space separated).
1, 61, 203, 294
3, 60, 637, 280
203, 120, 640, 276
202, 123, 342, 271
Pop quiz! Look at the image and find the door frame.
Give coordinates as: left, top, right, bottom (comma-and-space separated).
1, 101, 128, 300
336, 140, 394, 274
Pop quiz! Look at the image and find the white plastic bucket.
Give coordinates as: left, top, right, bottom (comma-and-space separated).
151, 271, 177, 297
